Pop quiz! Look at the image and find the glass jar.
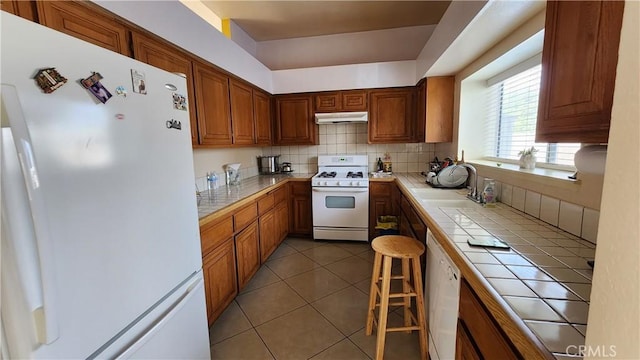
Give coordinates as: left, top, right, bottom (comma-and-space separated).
482, 179, 496, 207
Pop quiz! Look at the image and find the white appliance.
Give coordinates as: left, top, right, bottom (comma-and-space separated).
1, 13, 209, 359
315, 111, 368, 124
425, 230, 460, 360
312, 155, 369, 241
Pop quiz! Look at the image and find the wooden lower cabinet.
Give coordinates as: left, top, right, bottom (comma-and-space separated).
289, 181, 313, 236
456, 321, 482, 360
203, 238, 237, 325
457, 279, 521, 359
235, 221, 260, 290
369, 182, 395, 239
275, 200, 289, 245
259, 210, 277, 263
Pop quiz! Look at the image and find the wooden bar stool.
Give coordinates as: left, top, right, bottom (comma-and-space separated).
365, 235, 428, 360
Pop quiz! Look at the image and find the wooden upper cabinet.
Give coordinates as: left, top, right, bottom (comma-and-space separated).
254, 90, 272, 145
342, 90, 368, 111
131, 32, 199, 145
416, 77, 454, 143
2, 0, 38, 22
193, 62, 232, 146
536, 0, 624, 143
229, 79, 255, 145
36, 1, 130, 56
314, 90, 367, 112
315, 92, 341, 112
368, 87, 415, 143
274, 95, 317, 145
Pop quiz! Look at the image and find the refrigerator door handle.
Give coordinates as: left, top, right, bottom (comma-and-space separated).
2, 84, 59, 344
115, 277, 205, 359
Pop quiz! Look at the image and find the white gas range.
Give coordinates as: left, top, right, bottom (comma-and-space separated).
312, 155, 369, 242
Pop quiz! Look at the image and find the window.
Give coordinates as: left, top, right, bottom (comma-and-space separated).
484, 62, 580, 167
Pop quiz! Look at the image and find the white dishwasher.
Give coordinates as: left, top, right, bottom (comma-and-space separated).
425, 230, 461, 360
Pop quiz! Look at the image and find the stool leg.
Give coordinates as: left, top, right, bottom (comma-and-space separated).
375, 256, 393, 360
412, 255, 428, 360
366, 251, 383, 336
401, 257, 412, 333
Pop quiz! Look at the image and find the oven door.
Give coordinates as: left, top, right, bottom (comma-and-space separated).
312, 187, 369, 241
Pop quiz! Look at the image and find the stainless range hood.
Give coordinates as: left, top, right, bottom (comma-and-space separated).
315, 111, 368, 124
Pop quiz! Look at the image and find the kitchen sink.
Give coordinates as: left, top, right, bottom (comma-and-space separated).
409, 188, 468, 201
419, 199, 479, 208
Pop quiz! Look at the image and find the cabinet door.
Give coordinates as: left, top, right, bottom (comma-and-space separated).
235, 221, 260, 290
193, 62, 232, 146
229, 79, 255, 145
342, 90, 368, 111
458, 279, 521, 359
131, 32, 199, 145
314, 92, 341, 112
536, 1, 624, 143
203, 238, 237, 325
2, 0, 38, 21
276, 201, 289, 245
274, 95, 317, 145
369, 88, 415, 143
259, 210, 277, 263
421, 77, 454, 143
369, 182, 394, 239
37, 1, 130, 56
456, 321, 482, 360
289, 181, 313, 235
254, 90, 272, 145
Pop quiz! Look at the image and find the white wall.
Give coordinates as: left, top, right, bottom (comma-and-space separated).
585, 2, 640, 358
415, 0, 487, 80
192, 147, 263, 187
271, 61, 416, 94
92, 1, 272, 92
229, 20, 257, 57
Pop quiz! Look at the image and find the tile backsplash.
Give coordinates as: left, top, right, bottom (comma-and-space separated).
486, 176, 599, 244
262, 123, 436, 173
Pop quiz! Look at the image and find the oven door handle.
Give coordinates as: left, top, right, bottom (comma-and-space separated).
312, 187, 369, 193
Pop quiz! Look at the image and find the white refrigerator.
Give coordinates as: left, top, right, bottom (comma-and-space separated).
1, 13, 210, 359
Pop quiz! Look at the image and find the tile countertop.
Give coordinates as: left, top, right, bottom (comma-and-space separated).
393, 173, 594, 359
197, 173, 314, 220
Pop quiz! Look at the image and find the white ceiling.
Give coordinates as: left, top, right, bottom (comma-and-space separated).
191, 1, 546, 75
200, 0, 452, 70
201, 1, 451, 40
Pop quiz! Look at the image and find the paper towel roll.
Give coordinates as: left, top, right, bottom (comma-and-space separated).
574, 145, 607, 174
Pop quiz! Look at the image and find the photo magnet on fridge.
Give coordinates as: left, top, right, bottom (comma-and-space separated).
80, 72, 112, 104
172, 93, 187, 111
131, 69, 147, 94
34, 68, 67, 93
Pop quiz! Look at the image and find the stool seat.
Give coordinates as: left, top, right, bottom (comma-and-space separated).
366, 235, 428, 360
371, 235, 425, 258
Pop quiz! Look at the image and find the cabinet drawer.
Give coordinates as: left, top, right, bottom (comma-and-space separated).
257, 193, 275, 215
342, 90, 367, 111
200, 215, 233, 256
273, 185, 287, 204
234, 202, 258, 232
370, 182, 392, 197
459, 279, 520, 359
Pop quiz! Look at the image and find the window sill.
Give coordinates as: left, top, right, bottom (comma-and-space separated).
467, 159, 580, 190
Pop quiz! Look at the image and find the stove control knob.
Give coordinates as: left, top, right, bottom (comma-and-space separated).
356, 181, 361, 186
323, 181, 328, 186
336, 181, 341, 186
350, 181, 356, 186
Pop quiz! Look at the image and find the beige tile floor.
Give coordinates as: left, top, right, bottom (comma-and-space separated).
209, 237, 423, 360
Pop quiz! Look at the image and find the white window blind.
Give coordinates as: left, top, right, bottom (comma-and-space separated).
483, 63, 580, 167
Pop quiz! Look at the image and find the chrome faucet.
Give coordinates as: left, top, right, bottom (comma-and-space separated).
460, 163, 482, 203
